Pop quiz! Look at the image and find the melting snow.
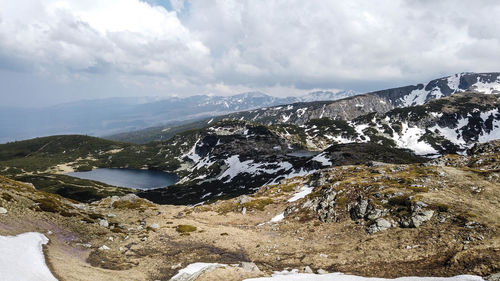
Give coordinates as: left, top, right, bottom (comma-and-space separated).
0, 232, 58, 281
218, 155, 293, 183
282, 113, 292, 122
393, 122, 438, 155
288, 185, 313, 202
244, 272, 485, 281
311, 153, 332, 166
429, 118, 469, 146
471, 76, 500, 95
171, 263, 226, 281
296, 108, 307, 117
447, 74, 461, 92
183, 139, 201, 162
400, 85, 430, 107
270, 213, 284, 222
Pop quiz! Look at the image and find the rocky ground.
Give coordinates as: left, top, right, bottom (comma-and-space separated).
0, 141, 499, 281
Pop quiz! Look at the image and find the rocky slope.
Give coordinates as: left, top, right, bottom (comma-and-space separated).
109, 73, 500, 144
226, 73, 500, 126
0, 140, 499, 280
276, 92, 500, 155
1, 92, 499, 205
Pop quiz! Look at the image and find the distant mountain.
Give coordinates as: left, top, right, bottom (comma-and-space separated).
108, 72, 500, 144
297, 90, 359, 102
0, 90, 357, 143
226, 72, 500, 126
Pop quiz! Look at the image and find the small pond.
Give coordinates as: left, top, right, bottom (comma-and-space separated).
67, 168, 178, 190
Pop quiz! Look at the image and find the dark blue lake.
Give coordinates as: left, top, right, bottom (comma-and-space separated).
67, 168, 178, 190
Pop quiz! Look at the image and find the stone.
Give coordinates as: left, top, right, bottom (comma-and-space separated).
99, 245, 110, 251
487, 273, 500, 281
98, 219, 109, 228
0, 207, 7, 214
239, 195, 251, 204
366, 208, 383, 220
410, 210, 434, 228
241, 207, 247, 215
350, 197, 374, 221
367, 218, 392, 234
149, 223, 160, 230
303, 266, 313, 274
240, 262, 261, 273
317, 269, 329, 274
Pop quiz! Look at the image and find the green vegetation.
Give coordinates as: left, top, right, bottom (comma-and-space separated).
14, 174, 133, 203
176, 224, 197, 233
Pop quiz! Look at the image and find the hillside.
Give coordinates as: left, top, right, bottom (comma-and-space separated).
110, 72, 500, 144
0, 140, 498, 280
1, 92, 499, 205
0, 91, 359, 144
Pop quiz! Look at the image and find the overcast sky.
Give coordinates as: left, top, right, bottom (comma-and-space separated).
1, 0, 499, 107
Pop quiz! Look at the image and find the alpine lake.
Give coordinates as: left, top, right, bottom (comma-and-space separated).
67, 168, 178, 190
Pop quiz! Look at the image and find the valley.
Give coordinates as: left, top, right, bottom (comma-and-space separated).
1, 73, 500, 280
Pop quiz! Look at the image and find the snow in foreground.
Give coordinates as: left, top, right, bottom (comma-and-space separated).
171, 262, 225, 280
0, 232, 58, 281
173, 263, 485, 281
244, 272, 485, 281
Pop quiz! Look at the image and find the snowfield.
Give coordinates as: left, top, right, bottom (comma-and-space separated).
244, 272, 485, 281
172, 263, 485, 281
0, 232, 58, 281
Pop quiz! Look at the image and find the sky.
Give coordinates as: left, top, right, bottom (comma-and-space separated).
0, 0, 499, 107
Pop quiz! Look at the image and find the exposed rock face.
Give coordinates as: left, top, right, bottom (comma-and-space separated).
226, 72, 500, 125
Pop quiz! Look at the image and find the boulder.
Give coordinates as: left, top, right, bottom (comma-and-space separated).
240, 262, 261, 273
303, 266, 313, 273
350, 196, 374, 220
99, 219, 109, 228
410, 210, 434, 228
149, 223, 160, 230
367, 218, 392, 234
487, 273, 500, 281
0, 207, 7, 214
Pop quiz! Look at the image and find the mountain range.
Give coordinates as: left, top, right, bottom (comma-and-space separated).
0, 90, 357, 144
1, 72, 500, 280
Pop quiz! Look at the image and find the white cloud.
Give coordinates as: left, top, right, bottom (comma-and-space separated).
0, 0, 500, 105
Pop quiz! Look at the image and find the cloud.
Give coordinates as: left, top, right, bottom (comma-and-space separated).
0, 0, 211, 77
0, 0, 499, 105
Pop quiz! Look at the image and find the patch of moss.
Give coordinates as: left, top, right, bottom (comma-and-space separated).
112, 199, 152, 210
33, 197, 76, 217
431, 202, 450, 212
176, 224, 197, 233
407, 185, 429, 192
242, 198, 273, 211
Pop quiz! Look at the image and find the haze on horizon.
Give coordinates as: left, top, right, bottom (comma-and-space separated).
1, 0, 500, 107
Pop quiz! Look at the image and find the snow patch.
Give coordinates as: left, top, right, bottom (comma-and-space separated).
311, 153, 332, 166
400, 84, 430, 107
393, 122, 438, 155
171, 263, 226, 281
244, 272, 485, 281
270, 213, 284, 223
218, 155, 293, 183
282, 113, 292, 122
0, 232, 58, 281
288, 185, 313, 202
